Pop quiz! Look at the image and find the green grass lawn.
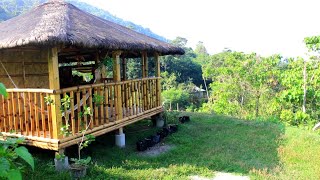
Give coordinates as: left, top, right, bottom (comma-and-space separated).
25, 112, 320, 179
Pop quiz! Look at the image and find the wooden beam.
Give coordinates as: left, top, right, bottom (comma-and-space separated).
113, 51, 123, 121
48, 47, 62, 139
155, 53, 161, 107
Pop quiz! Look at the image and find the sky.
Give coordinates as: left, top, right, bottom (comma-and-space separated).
79, 0, 320, 58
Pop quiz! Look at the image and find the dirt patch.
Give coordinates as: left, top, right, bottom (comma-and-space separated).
138, 143, 174, 157
190, 173, 250, 180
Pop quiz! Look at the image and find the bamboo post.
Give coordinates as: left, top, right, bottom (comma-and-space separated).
7, 92, 12, 132
1, 96, 6, 132
94, 87, 99, 126
28, 92, 34, 136
40, 93, 46, 137
122, 58, 128, 113
109, 87, 114, 121
70, 91, 75, 135
46, 93, 52, 138
89, 88, 93, 128
113, 51, 123, 121
155, 53, 161, 107
82, 89, 87, 126
48, 47, 62, 139
34, 93, 40, 137
76, 91, 81, 133
141, 52, 148, 111
99, 87, 104, 123
12, 92, 18, 133
104, 85, 109, 123
23, 92, 29, 135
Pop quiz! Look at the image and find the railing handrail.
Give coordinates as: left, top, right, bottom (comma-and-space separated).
4, 77, 161, 95
6, 88, 55, 93
54, 77, 161, 94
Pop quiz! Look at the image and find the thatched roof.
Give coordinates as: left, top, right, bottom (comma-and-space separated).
0, 1, 184, 56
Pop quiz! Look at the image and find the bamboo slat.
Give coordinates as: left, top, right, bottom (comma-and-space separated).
94, 87, 99, 127
12, 93, 18, 133
99, 87, 104, 124
1, 97, 7, 132
35, 93, 40, 137
109, 86, 114, 121
18, 93, 23, 133
23, 92, 29, 135
7, 93, 12, 132
28, 92, 35, 136
104, 85, 109, 123
40, 93, 46, 138
46, 93, 52, 138
89, 88, 93, 128
76, 91, 81, 133
70, 91, 75, 135
63, 92, 69, 136
82, 89, 87, 127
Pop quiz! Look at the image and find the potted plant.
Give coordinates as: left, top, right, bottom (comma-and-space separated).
54, 152, 69, 172
69, 106, 95, 179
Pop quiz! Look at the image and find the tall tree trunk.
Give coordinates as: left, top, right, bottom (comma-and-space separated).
303, 60, 307, 113
203, 76, 209, 101
255, 91, 260, 118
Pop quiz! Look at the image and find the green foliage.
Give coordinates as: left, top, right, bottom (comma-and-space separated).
162, 87, 190, 109
70, 156, 91, 167
54, 153, 65, 160
93, 94, 104, 106
44, 96, 54, 105
0, 82, 7, 98
0, 136, 34, 180
72, 70, 93, 82
162, 37, 203, 86
304, 36, 320, 52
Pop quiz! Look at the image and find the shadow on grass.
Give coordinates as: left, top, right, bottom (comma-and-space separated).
26, 113, 285, 179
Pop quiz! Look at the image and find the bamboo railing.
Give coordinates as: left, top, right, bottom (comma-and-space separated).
0, 77, 161, 141
0, 89, 54, 138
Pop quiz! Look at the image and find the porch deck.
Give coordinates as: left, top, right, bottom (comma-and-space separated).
0, 77, 162, 150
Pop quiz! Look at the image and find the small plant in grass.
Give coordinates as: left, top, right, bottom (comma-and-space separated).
0, 134, 34, 180
55, 153, 66, 160
69, 105, 95, 178
54, 152, 69, 172
60, 95, 72, 137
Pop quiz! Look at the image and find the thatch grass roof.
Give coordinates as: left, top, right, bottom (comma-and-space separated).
0, 1, 184, 55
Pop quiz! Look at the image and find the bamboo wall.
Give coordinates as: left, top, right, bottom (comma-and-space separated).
0, 48, 49, 89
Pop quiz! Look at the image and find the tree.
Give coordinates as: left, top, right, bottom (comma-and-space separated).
161, 37, 203, 86
195, 41, 208, 55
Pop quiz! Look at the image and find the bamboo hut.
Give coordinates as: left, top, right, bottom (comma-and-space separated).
0, 1, 184, 151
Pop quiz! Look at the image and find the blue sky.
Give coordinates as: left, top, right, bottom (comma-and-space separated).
80, 0, 320, 57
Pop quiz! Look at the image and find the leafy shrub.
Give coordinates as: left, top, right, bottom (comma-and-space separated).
0, 136, 34, 180
162, 87, 190, 110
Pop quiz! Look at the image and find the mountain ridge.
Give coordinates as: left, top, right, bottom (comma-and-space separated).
0, 0, 168, 42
